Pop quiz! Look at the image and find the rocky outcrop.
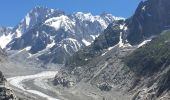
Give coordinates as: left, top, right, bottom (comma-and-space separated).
0, 71, 17, 100
53, 77, 75, 88
98, 83, 112, 91
53, 70, 75, 87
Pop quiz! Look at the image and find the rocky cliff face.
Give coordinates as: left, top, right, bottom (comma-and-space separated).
126, 0, 170, 45
0, 71, 17, 100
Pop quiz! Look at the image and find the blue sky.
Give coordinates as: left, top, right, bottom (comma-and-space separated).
0, 0, 141, 27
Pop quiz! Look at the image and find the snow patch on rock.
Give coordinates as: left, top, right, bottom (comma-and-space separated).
25, 14, 31, 26
45, 15, 75, 32
82, 39, 91, 46
138, 39, 152, 48
0, 34, 13, 49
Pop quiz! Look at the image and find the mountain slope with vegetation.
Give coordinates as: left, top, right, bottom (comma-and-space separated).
124, 30, 170, 99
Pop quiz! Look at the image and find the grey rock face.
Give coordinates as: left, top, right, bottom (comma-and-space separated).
0, 71, 17, 100
98, 83, 112, 91
0, 27, 12, 36
126, 0, 170, 45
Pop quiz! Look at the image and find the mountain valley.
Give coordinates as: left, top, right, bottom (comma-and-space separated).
0, 0, 170, 100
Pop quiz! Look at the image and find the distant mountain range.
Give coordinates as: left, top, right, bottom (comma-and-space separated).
0, 7, 123, 64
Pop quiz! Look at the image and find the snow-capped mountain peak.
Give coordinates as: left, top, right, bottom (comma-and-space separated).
44, 15, 75, 33
0, 7, 65, 49
74, 12, 96, 22
72, 12, 124, 29
12, 6, 65, 39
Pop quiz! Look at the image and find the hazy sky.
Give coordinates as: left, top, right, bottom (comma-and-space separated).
0, 0, 141, 26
